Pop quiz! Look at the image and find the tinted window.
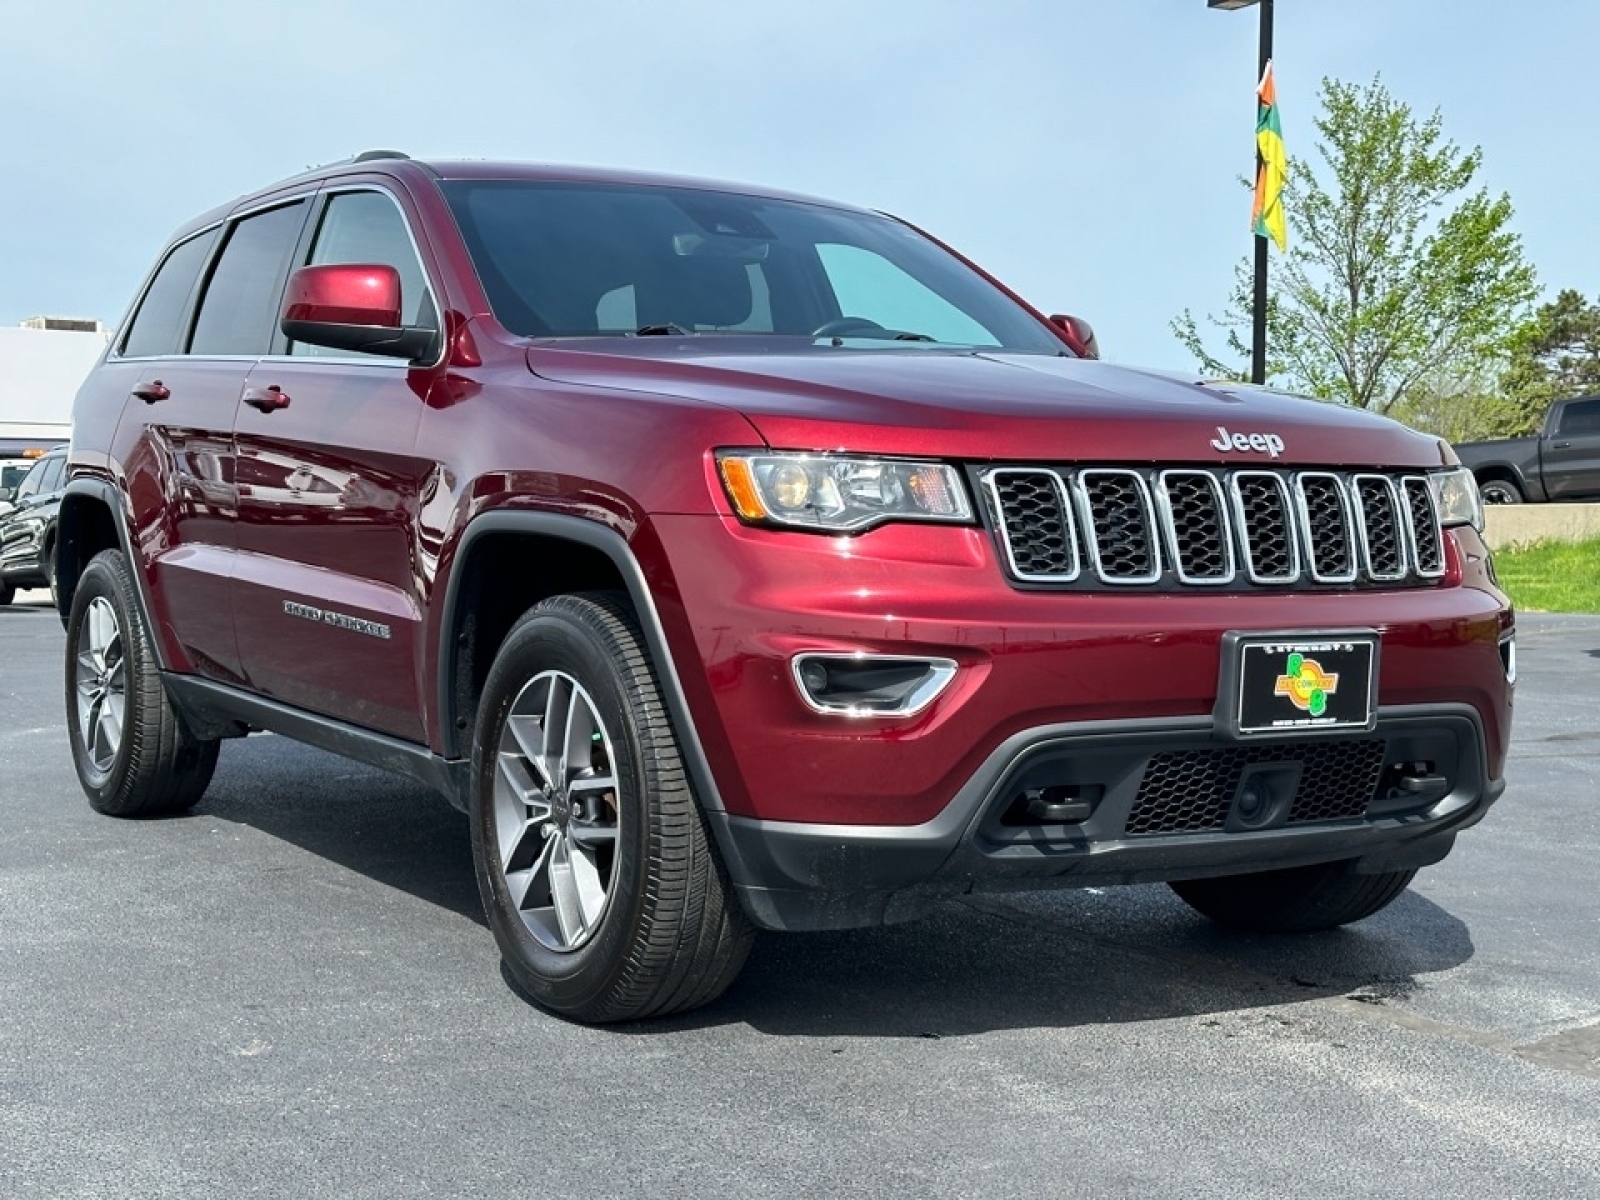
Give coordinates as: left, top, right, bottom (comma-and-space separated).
816, 243, 999, 346
120, 229, 219, 358
14, 457, 50, 500
292, 190, 437, 358
1557, 398, 1600, 435
441, 180, 1063, 353
38, 456, 65, 493
190, 202, 308, 356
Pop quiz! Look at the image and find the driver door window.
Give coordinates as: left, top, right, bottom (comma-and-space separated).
291, 190, 437, 357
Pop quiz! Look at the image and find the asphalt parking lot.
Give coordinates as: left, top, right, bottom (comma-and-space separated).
2, 591, 1597, 1198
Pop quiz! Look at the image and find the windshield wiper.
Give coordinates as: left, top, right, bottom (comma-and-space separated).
633, 323, 692, 336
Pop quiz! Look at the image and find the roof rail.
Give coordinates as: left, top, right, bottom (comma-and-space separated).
351, 149, 411, 163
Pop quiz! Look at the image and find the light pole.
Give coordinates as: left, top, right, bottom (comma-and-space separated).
1208, 0, 1273, 386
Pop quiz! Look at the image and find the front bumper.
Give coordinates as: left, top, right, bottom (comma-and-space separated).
643, 515, 1513, 930
708, 703, 1500, 930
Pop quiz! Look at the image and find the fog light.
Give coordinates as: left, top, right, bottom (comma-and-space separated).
791, 652, 957, 717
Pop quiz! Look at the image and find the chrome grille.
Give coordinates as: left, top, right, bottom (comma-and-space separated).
1353, 475, 1406, 581
1402, 476, 1445, 578
1231, 471, 1299, 583
1078, 470, 1160, 583
1157, 471, 1233, 584
1296, 473, 1357, 582
984, 469, 1078, 581
982, 466, 1446, 591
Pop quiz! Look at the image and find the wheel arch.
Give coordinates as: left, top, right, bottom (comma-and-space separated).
435, 511, 728, 815
1469, 463, 1540, 501
56, 481, 139, 631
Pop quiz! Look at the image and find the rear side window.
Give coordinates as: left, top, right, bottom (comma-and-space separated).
1557, 398, 1600, 435
120, 229, 219, 358
190, 202, 308, 356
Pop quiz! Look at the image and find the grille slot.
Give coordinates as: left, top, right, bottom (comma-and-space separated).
1353, 475, 1406, 581
984, 469, 1079, 581
1126, 739, 1387, 835
980, 466, 1444, 592
1077, 470, 1161, 584
1402, 476, 1446, 578
1157, 471, 1234, 584
1296, 473, 1358, 583
1231, 471, 1300, 583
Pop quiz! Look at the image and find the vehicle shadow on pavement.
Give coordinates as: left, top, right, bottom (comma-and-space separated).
642, 886, 1474, 1038
195, 735, 1474, 1035
195, 735, 485, 926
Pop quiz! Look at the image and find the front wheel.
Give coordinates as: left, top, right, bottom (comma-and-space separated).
1169, 861, 1415, 932
65, 550, 219, 816
469, 592, 753, 1022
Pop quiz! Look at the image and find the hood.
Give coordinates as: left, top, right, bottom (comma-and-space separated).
526, 340, 1447, 469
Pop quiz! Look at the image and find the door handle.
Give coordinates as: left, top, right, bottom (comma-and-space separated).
243, 385, 291, 413
131, 380, 170, 404
1551, 440, 1573, 449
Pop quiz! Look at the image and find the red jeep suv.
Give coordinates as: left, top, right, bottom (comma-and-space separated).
58, 153, 1514, 1022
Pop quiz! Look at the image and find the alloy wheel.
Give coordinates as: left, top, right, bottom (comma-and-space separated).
492, 670, 622, 951
74, 596, 127, 774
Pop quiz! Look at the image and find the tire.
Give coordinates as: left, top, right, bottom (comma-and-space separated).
0, 582, 12, 606
1169, 861, 1416, 933
469, 592, 754, 1022
65, 549, 219, 817
1478, 478, 1522, 505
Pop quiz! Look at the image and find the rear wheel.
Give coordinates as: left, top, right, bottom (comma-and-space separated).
469, 592, 753, 1022
1169, 861, 1415, 932
65, 550, 218, 816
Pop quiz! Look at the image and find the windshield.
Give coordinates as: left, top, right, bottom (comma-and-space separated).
440, 180, 1065, 354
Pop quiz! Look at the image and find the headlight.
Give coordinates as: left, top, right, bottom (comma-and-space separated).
716, 451, 972, 532
1431, 466, 1483, 531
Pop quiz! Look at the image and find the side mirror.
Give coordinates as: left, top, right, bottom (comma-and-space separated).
281, 264, 438, 362
1049, 313, 1100, 360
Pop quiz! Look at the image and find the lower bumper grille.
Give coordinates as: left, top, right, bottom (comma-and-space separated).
1125, 739, 1387, 835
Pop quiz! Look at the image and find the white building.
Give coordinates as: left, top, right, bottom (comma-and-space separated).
0, 318, 109, 455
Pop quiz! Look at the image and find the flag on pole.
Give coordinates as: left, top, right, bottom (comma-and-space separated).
1252, 59, 1288, 252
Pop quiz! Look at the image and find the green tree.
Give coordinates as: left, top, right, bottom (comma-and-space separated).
1500, 289, 1600, 434
1174, 76, 1537, 415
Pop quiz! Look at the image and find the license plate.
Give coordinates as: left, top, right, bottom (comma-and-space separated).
1218, 631, 1379, 737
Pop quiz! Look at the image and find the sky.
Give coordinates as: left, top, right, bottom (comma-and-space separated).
2, 0, 1595, 373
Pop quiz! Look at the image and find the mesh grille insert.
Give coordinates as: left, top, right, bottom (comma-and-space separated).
1160, 471, 1232, 582
1355, 476, 1405, 580
1233, 472, 1298, 582
1080, 470, 1158, 582
1126, 739, 1387, 835
1298, 473, 1356, 581
987, 470, 1077, 580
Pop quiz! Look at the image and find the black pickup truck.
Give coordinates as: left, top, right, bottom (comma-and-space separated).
1456, 395, 1600, 503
